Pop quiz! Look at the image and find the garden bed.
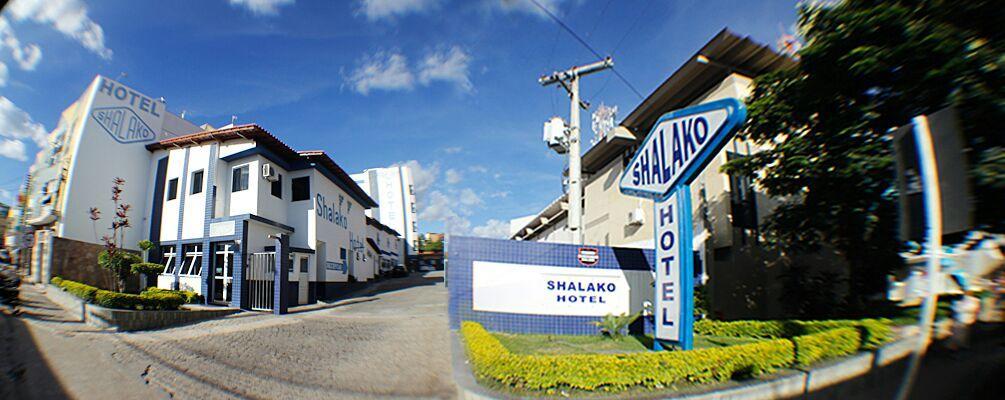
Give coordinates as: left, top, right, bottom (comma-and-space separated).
460, 318, 892, 395
46, 277, 239, 331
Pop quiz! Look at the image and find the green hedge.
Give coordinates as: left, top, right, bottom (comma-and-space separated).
793, 327, 860, 367
142, 287, 203, 304
463, 317, 894, 393
461, 321, 793, 391
693, 319, 892, 350
131, 262, 166, 275
53, 277, 185, 310
53, 276, 98, 302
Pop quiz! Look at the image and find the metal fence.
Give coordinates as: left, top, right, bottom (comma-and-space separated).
247, 252, 275, 311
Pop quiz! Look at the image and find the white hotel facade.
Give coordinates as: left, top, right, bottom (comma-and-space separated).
21, 75, 402, 312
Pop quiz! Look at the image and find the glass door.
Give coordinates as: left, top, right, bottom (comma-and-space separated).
212, 242, 234, 304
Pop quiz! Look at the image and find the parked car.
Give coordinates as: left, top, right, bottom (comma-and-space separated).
391, 264, 408, 278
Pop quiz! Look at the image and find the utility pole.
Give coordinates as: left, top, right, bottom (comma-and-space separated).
539, 57, 613, 244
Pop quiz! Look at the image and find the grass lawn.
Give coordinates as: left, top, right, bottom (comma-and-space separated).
492, 332, 764, 355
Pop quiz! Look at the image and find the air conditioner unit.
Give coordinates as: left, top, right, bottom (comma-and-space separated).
628, 207, 645, 226
262, 163, 279, 182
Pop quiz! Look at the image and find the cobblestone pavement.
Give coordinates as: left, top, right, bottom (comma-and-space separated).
109, 271, 454, 399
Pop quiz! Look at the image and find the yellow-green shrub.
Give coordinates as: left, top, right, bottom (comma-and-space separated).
142, 287, 203, 304
461, 321, 793, 391
54, 277, 98, 302
53, 277, 184, 310
793, 327, 860, 367
694, 319, 892, 350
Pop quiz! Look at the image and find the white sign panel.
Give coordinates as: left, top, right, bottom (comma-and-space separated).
619, 98, 746, 199
209, 221, 236, 237
654, 195, 681, 341
472, 261, 631, 317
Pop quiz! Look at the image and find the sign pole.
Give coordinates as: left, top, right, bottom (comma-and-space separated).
677, 184, 695, 350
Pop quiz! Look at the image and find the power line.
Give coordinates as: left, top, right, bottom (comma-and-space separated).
527, 0, 644, 100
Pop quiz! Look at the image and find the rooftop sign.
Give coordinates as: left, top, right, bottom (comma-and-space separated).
619, 98, 746, 199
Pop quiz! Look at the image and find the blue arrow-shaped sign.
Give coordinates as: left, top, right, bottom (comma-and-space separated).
619, 98, 747, 199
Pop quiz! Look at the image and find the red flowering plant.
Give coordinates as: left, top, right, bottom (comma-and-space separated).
92, 178, 140, 292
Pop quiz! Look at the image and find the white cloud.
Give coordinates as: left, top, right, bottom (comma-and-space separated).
420, 190, 471, 234
0, 63, 7, 86
0, 17, 43, 71
0, 96, 48, 148
228, 0, 295, 16
443, 146, 462, 154
468, 165, 488, 173
459, 188, 481, 206
445, 168, 462, 184
418, 46, 472, 92
5, 0, 112, 60
356, 0, 438, 21
492, 0, 566, 18
471, 219, 509, 238
0, 139, 27, 161
394, 159, 438, 199
346, 51, 415, 95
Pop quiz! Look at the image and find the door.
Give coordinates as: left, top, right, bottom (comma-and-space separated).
212, 242, 234, 304
316, 242, 326, 299
298, 255, 309, 305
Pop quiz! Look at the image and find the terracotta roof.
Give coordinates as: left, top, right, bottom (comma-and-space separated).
146, 124, 377, 208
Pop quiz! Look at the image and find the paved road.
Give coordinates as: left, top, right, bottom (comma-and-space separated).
2, 271, 454, 399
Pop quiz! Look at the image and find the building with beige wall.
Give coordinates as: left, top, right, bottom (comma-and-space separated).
510, 30, 843, 319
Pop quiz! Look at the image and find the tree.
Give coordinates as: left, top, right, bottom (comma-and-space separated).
723, 0, 1004, 314
91, 177, 139, 292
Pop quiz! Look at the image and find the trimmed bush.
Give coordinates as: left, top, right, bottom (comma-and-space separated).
53, 277, 185, 310
142, 287, 203, 304
55, 277, 99, 302
131, 262, 165, 275
694, 319, 892, 350
94, 290, 142, 309
461, 321, 793, 391
793, 327, 860, 367
138, 291, 185, 310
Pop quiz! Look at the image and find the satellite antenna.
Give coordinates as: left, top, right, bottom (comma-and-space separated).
231, 115, 238, 125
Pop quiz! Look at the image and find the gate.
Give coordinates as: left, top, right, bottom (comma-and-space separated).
247, 252, 275, 311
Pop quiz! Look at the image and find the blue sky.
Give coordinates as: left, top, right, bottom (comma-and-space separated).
0, 0, 797, 237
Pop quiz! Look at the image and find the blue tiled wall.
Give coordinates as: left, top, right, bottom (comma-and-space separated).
448, 236, 654, 335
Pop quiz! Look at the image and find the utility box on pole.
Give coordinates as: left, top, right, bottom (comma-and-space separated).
539, 57, 614, 245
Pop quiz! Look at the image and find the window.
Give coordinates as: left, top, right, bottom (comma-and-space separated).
232, 165, 249, 192
291, 176, 310, 201
167, 178, 178, 200
161, 245, 176, 274
179, 244, 202, 276
340, 247, 347, 260
300, 257, 308, 273
191, 170, 204, 194
271, 174, 282, 199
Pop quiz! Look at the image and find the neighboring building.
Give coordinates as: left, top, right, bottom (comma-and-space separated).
364, 216, 404, 278
416, 232, 444, 270
351, 166, 418, 258
22, 75, 201, 287
145, 124, 377, 308
509, 30, 838, 319
0, 202, 10, 247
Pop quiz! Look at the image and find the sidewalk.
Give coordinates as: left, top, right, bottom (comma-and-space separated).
0, 283, 169, 400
